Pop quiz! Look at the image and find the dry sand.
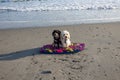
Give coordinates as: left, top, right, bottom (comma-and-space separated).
0, 22, 120, 80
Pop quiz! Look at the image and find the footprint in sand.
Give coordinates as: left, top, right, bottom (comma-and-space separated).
96, 27, 99, 29
103, 47, 109, 50
117, 47, 120, 49
39, 78, 42, 80
96, 34, 99, 37
104, 71, 107, 77
98, 64, 101, 67
0, 76, 4, 80
58, 58, 68, 62
31, 57, 38, 65
53, 77, 56, 80
97, 48, 102, 53
108, 42, 111, 45
70, 65, 83, 72
72, 60, 80, 63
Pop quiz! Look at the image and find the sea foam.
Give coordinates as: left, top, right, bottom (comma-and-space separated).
0, 0, 120, 11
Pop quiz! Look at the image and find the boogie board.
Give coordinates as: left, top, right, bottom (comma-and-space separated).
40, 43, 85, 54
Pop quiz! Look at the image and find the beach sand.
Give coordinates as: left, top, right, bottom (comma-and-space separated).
0, 22, 120, 80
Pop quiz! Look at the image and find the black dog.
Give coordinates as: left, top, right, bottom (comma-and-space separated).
52, 30, 62, 48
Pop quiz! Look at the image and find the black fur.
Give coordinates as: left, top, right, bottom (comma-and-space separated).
52, 30, 62, 48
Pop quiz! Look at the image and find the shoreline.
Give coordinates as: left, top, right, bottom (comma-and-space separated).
1, 21, 120, 30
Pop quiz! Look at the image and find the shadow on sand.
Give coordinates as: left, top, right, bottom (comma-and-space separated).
0, 47, 41, 61
0, 47, 74, 61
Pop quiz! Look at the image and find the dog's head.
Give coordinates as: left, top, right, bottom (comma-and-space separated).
62, 30, 70, 40
52, 30, 61, 40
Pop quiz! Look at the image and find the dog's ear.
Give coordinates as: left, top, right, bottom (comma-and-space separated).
68, 32, 70, 39
58, 30, 61, 35
68, 34, 70, 39
52, 30, 56, 36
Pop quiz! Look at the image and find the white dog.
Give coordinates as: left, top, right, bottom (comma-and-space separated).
61, 30, 71, 47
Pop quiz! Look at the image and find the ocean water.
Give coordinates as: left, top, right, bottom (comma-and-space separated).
0, 0, 120, 29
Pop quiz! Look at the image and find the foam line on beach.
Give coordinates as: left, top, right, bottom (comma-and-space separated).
0, 0, 120, 11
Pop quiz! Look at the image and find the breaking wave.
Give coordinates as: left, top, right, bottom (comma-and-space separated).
0, 0, 120, 11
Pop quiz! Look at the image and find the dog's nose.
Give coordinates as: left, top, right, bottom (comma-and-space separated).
65, 36, 67, 38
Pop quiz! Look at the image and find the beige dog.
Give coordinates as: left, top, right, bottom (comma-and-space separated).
61, 30, 71, 47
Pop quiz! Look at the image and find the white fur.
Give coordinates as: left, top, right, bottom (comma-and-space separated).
61, 30, 71, 47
